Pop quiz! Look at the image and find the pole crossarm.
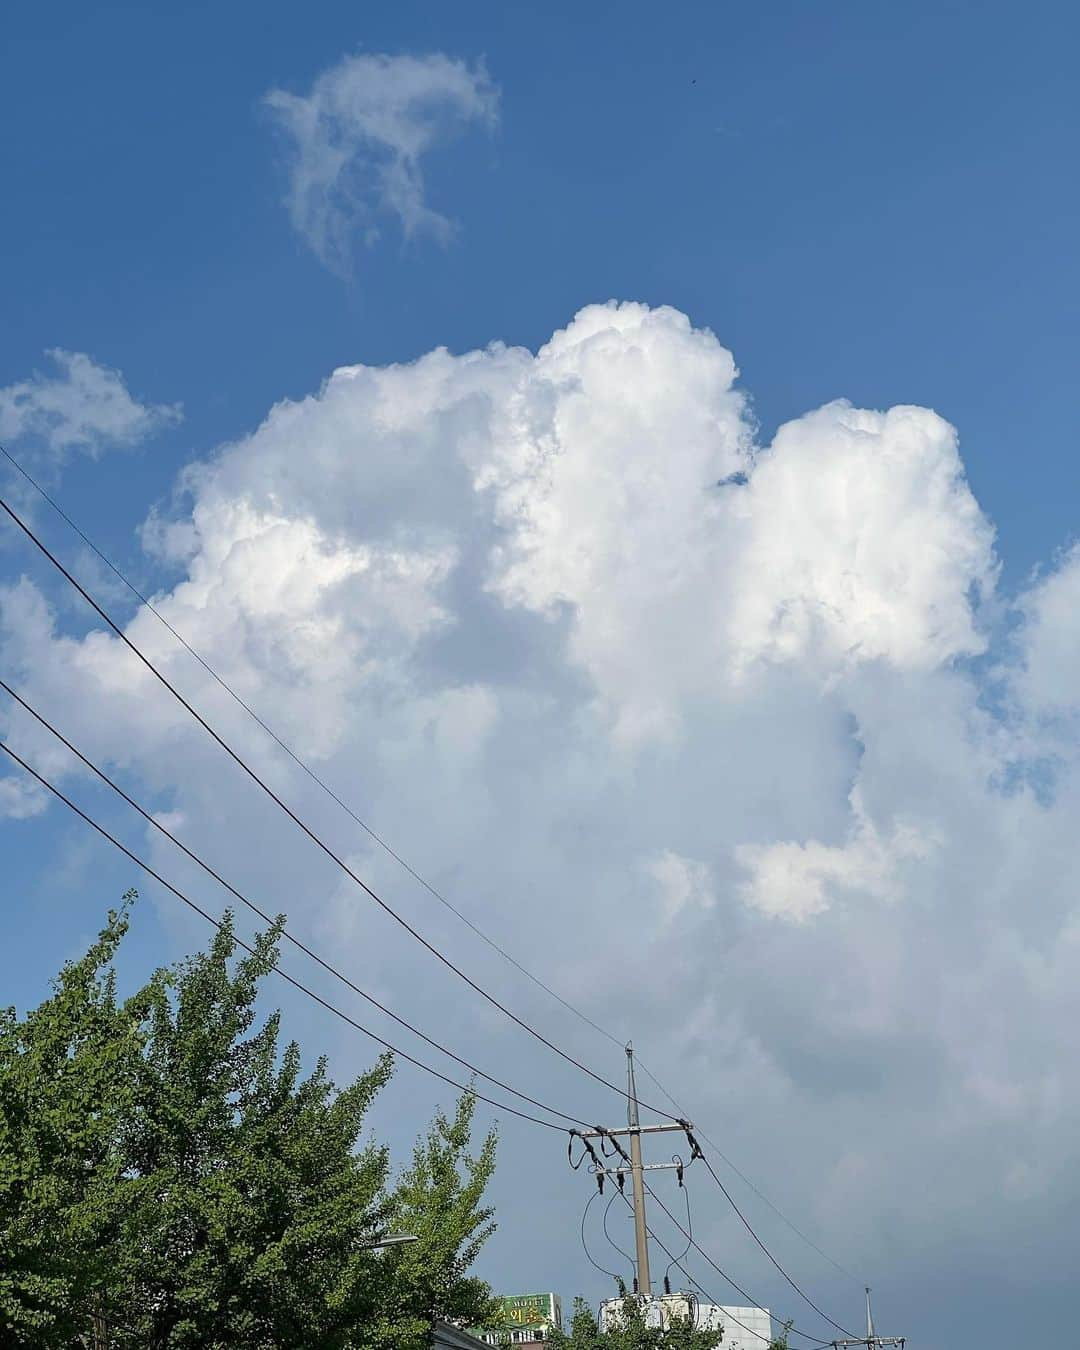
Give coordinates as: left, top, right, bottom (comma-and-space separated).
593, 1161, 686, 1176
831, 1341, 905, 1349
570, 1047, 696, 1299
578, 1123, 692, 1138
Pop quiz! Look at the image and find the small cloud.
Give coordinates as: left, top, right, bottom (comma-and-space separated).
264, 51, 499, 275
645, 850, 715, 925
0, 772, 47, 821
0, 350, 181, 460
735, 790, 938, 922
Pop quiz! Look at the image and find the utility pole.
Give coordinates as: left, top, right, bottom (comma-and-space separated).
626, 1044, 651, 1295
571, 1043, 694, 1301
830, 1288, 905, 1350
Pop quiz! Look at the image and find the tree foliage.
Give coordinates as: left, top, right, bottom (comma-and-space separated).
0, 895, 499, 1348
549, 1296, 725, 1350
370, 1092, 500, 1350
550, 1298, 791, 1350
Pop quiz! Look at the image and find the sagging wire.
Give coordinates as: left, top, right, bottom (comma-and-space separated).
580, 1188, 623, 1287
569, 1130, 603, 1172
664, 1164, 694, 1294
603, 1190, 636, 1273
598, 1128, 632, 1166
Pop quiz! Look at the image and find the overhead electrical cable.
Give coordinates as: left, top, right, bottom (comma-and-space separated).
0, 453, 865, 1324
0, 675, 597, 1131
693, 1150, 856, 1336
583, 1193, 623, 1285
0, 491, 680, 1122
603, 1190, 636, 1271
634, 1055, 862, 1288
641, 1178, 852, 1343
0, 736, 569, 1133
664, 1182, 695, 1288
0, 450, 866, 1304
617, 1188, 825, 1349
0, 443, 625, 1052
3, 711, 856, 1347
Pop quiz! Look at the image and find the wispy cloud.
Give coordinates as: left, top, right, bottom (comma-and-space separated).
0, 350, 181, 459
264, 51, 498, 275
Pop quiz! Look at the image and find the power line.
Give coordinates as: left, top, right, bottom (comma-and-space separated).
5, 712, 849, 1340
616, 1186, 826, 1349
0, 725, 862, 1349
663, 1181, 694, 1288
634, 1056, 863, 1288
603, 1190, 637, 1272
0, 491, 680, 1122
694, 1151, 855, 1337
0, 449, 866, 1299
637, 1183, 835, 1348
0, 442, 626, 1053
580, 1189, 621, 1284
0, 674, 597, 1131
569, 1054, 840, 1347
0, 734, 570, 1132
573, 1046, 850, 1342
2, 661, 858, 1350
0, 452, 866, 1324
643, 1177, 854, 1342
6, 723, 848, 1346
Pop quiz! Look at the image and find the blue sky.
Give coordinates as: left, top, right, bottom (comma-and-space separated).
3, 4, 1080, 1348
5, 0, 1078, 578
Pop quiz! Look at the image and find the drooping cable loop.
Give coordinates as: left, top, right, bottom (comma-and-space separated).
602, 1190, 636, 1271
664, 1176, 694, 1287
580, 1189, 621, 1285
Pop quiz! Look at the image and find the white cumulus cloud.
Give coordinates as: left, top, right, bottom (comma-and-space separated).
0, 349, 181, 459
1012, 545, 1080, 716
7, 301, 1080, 1324
727, 400, 996, 677
265, 51, 498, 274
736, 788, 939, 922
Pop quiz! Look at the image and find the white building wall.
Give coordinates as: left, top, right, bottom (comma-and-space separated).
695, 1303, 774, 1350
599, 1294, 773, 1349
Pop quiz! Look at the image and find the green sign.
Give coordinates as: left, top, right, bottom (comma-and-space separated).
497, 1294, 553, 1329
472, 1293, 561, 1336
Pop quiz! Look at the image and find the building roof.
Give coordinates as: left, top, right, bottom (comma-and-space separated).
434, 1321, 494, 1350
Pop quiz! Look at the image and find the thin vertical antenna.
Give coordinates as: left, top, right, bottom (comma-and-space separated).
627, 1041, 641, 1130
829, 1285, 903, 1350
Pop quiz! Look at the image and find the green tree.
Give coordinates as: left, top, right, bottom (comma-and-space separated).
550, 1295, 724, 1350
0, 895, 139, 1347
108, 911, 393, 1349
371, 1091, 501, 1350
0, 896, 501, 1349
